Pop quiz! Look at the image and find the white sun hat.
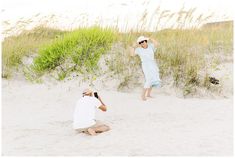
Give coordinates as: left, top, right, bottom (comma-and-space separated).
137, 36, 149, 44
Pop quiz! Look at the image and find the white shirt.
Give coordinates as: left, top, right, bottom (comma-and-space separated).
73, 96, 101, 129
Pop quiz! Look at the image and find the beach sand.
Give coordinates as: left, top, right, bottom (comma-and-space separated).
2, 78, 233, 156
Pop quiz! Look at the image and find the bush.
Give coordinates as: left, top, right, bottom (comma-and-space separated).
32, 27, 116, 76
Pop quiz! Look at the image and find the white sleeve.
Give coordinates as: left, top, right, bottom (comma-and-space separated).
149, 43, 156, 52
92, 97, 102, 108
134, 48, 139, 55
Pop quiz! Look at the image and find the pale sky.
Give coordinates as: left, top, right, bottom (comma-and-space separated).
1, 0, 234, 34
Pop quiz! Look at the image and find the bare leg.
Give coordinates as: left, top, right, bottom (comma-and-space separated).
87, 128, 97, 136
142, 88, 148, 101
93, 125, 110, 133
85, 125, 110, 136
146, 87, 153, 97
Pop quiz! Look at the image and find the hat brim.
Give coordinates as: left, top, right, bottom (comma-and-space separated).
137, 37, 149, 43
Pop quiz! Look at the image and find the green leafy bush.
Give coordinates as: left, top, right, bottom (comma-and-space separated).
32, 27, 116, 75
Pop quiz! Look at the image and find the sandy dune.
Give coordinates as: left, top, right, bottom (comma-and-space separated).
2, 79, 233, 156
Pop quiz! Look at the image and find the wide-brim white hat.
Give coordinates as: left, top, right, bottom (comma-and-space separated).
137, 36, 149, 43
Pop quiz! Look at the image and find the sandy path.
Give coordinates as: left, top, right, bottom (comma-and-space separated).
2, 79, 233, 156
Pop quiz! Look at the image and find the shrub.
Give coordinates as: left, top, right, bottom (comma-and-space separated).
32, 26, 116, 76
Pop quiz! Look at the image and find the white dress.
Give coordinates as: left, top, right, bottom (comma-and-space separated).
135, 42, 161, 88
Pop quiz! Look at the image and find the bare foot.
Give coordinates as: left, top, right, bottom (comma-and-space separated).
146, 95, 154, 98
87, 128, 97, 136
141, 95, 147, 101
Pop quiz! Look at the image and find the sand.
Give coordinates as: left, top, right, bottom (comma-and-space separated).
1, 77, 233, 156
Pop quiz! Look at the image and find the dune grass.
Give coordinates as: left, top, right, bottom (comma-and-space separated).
1, 5, 233, 96
156, 22, 233, 95
2, 26, 66, 78
112, 21, 233, 95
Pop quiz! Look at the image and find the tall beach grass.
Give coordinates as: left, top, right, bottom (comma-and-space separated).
2, 26, 66, 78
2, 5, 233, 96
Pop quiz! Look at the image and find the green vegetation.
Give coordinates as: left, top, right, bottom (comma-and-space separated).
1, 7, 233, 96
110, 22, 233, 95
2, 26, 66, 78
32, 27, 116, 78
155, 23, 232, 94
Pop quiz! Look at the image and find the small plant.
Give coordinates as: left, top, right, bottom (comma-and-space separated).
203, 73, 211, 89
118, 75, 132, 91
57, 71, 67, 81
